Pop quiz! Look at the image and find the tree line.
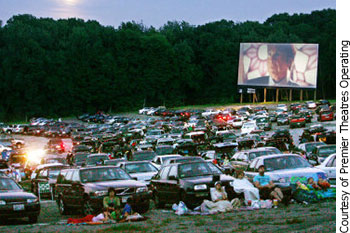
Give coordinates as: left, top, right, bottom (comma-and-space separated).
0, 9, 335, 121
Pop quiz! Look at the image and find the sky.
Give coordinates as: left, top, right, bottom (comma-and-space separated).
0, 0, 335, 28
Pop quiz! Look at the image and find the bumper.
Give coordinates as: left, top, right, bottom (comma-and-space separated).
89, 192, 151, 210
290, 122, 305, 127
0, 203, 40, 219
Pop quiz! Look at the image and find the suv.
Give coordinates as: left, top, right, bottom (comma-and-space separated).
56, 166, 151, 216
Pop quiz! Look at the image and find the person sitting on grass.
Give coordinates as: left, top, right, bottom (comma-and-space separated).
103, 188, 121, 219
253, 165, 284, 204
67, 207, 111, 224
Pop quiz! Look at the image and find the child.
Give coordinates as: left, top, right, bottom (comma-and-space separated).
296, 181, 309, 191
307, 177, 321, 190
317, 178, 331, 190
92, 207, 111, 222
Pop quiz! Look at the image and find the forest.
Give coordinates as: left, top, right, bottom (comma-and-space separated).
0, 9, 335, 121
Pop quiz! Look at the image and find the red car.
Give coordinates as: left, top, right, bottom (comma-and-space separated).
318, 111, 334, 122
289, 115, 306, 128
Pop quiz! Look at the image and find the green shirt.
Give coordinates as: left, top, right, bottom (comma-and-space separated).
103, 196, 121, 209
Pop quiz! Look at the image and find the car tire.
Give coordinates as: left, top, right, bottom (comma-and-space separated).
28, 215, 38, 224
154, 192, 165, 209
83, 199, 95, 216
58, 196, 69, 215
6, 130, 12, 134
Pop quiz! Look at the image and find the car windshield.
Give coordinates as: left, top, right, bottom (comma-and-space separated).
87, 155, 109, 165
80, 167, 130, 183
48, 169, 62, 179
305, 143, 325, 153
162, 156, 181, 164
243, 123, 255, 128
318, 146, 336, 157
264, 156, 311, 171
132, 152, 156, 161
0, 178, 21, 191
248, 151, 275, 160
156, 147, 174, 155
174, 157, 202, 164
219, 132, 236, 139
179, 162, 213, 178
125, 163, 158, 174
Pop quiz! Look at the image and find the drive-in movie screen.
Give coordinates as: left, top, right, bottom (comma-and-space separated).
238, 43, 319, 88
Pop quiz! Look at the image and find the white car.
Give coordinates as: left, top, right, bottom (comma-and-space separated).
151, 154, 183, 169
316, 153, 336, 186
276, 104, 288, 112
306, 101, 317, 109
202, 109, 221, 117
116, 161, 158, 186
241, 122, 258, 135
139, 107, 152, 115
227, 116, 243, 128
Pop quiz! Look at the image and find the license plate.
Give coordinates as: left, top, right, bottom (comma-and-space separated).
122, 196, 130, 203
13, 204, 25, 211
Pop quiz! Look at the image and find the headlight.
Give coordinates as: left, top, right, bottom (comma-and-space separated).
136, 187, 148, 193
0, 200, 5, 205
93, 190, 108, 196
229, 181, 235, 187
27, 198, 38, 203
194, 184, 207, 191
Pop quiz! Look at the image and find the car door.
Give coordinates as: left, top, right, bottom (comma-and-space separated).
166, 165, 180, 202
155, 166, 171, 203
70, 170, 84, 207
324, 156, 336, 183
62, 170, 74, 205
33, 169, 48, 194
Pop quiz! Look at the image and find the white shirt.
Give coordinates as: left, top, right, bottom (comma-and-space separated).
92, 213, 105, 222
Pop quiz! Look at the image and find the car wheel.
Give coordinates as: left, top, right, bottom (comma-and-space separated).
58, 196, 69, 215
6, 130, 11, 134
154, 192, 165, 209
83, 199, 95, 216
28, 215, 38, 224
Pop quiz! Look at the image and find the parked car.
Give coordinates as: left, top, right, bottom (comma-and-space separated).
30, 164, 69, 197
245, 154, 328, 191
231, 147, 280, 170
276, 104, 288, 112
305, 101, 317, 109
298, 142, 326, 157
316, 154, 336, 186
56, 166, 151, 215
86, 154, 110, 166
151, 154, 183, 169
255, 116, 271, 131
155, 145, 175, 156
317, 99, 330, 106
116, 161, 158, 186
0, 175, 40, 223
151, 161, 237, 208
289, 115, 306, 128
162, 156, 204, 167
276, 113, 289, 126
241, 122, 258, 135
46, 138, 65, 153
131, 151, 157, 162
308, 145, 336, 165
318, 110, 334, 122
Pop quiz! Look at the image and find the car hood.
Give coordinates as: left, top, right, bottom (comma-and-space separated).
0, 190, 37, 200
130, 172, 157, 181
267, 167, 327, 182
180, 174, 233, 185
85, 179, 146, 190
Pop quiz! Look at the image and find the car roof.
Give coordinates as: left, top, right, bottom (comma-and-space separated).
156, 154, 182, 158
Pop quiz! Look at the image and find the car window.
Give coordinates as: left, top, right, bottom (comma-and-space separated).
207, 162, 223, 175
64, 170, 74, 184
168, 166, 178, 178
72, 170, 80, 182
80, 167, 131, 183
57, 170, 68, 184
0, 178, 21, 190
178, 163, 212, 178
38, 169, 48, 179
326, 156, 336, 167
160, 166, 170, 179
331, 157, 336, 167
